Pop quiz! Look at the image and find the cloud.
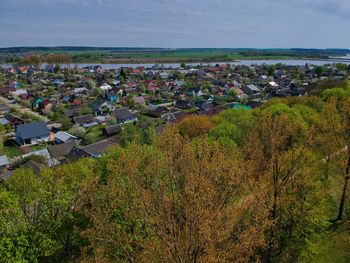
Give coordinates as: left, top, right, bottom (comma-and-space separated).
276, 0, 350, 17
0, 0, 350, 48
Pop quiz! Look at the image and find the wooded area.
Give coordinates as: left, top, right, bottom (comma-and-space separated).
1, 85, 350, 262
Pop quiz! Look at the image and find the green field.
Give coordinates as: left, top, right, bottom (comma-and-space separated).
1, 47, 348, 64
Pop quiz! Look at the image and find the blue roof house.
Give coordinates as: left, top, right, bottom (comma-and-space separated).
15, 122, 51, 146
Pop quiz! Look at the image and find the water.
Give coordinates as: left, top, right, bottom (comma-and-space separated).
2, 59, 350, 70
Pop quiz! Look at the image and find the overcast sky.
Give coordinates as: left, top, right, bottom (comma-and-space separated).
1, 0, 350, 48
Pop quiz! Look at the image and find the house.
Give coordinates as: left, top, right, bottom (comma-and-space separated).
73, 114, 95, 127
69, 140, 116, 159
15, 122, 51, 146
53, 79, 64, 86
0, 155, 9, 173
0, 113, 25, 128
112, 108, 138, 124
147, 105, 168, 118
48, 141, 77, 165
54, 131, 77, 144
105, 92, 118, 103
163, 111, 187, 124
33, 98, 46, 110
100, 83, 112, 91
0, 104, 11, 116
93, 115, 108, 124
175, 100, 195, 110
198, 106, 224, 117
242, 84, 260, 95
92, 97, 115, 115
72, 87, 88, 95
16, 66, 29, 74
104, 124, 122, 136
134, 96, 145, 105
63, 108, 78, 118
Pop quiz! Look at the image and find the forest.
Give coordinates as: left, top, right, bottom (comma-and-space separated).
1, 85, 350, 262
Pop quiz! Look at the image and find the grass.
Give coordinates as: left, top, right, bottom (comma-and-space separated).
310, 222, 350, 263
3, 146, 21, 158
302, 165, 350, 263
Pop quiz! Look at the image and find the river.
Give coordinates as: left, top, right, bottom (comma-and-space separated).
1, 59, 350, 70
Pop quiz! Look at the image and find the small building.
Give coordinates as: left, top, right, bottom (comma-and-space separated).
0, 113, 25, 128
104, 124, 122, 137
73, 114, 94, 127
92, 98, 115, 115
48, 141, 77, 165
15, 122, 51, 146
0, 104, 11, 116
134, 96, 145, 105
163, 111, 187, 124
242, 84, 260, 95
93, 115, 108, 124
54, 131, 78, 144
112, 108, 138, 124
69, 140, 116, 159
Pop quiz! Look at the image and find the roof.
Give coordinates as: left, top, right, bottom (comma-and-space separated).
73, 114, 94, 125
82, 122, 98, 128
80, 140, 116, 157
164, 111, 187, 123
5, 113, 23, 122
55, 131, 77, 143
112, 108, 136, 120
246, 84, 260, 91
134, 96, 145, 104
0, 155, 9, 166
104, 124, 122, 136
0, 104, 10, 112
0, 118, 9, 126
16, 122, 50, 140
48, 141, 77, 159
232, 103, 252, 110
63, 109, 78, 118
93, 116, 108, 123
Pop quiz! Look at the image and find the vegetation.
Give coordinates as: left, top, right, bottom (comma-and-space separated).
1, 84, 350, 262
1, 47, 349, 64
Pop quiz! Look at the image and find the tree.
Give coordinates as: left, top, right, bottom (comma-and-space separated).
144, 130, 268, 262
268, 65, 275, 77
142, 124, 156, 145
119, 124, 142, 147
243, 110, 327, 262
322, 97, 350, 221
212, 109, 256, 147
0, 190, 32, 262
2, 160, 95, 262
178, 115, 213, 138
315, 66, 324, 77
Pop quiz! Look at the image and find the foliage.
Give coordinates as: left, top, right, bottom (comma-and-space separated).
1, 89, 350, 262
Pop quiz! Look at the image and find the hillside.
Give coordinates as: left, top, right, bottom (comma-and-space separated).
1, 85, 350, 262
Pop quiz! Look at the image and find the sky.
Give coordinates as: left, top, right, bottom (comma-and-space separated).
0, 0, 350, 48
